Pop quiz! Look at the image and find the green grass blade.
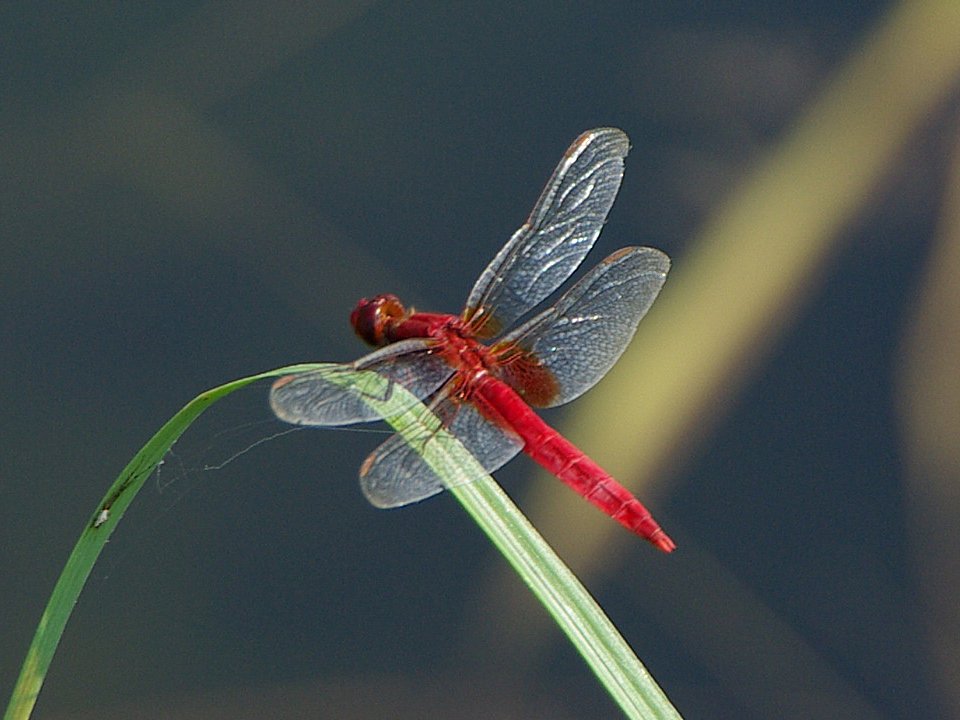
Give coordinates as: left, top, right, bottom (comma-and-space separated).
5, 364, 680, 720
3, 363, 319, 720
324, 368, 682, 719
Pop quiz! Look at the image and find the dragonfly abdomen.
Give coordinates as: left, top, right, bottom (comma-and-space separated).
476, 375, 675, 552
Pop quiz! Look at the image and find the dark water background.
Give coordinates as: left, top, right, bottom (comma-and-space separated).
2, 2, 956, 718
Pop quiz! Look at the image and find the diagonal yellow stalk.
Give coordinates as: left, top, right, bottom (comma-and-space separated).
4, 364, 681, 720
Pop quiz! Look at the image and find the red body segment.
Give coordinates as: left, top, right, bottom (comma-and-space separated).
366, 306, 677, 553
472, 373, 675, 552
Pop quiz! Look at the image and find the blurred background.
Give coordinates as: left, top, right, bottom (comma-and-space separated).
2, 1, 959, 718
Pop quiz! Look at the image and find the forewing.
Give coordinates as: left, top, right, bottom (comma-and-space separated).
496, 247, 669, 407
360, 395, 524, 508
464, 128, 630, 336
270, 339, 454, 426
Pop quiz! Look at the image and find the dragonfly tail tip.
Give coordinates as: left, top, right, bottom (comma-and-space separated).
650, 531, 677, 553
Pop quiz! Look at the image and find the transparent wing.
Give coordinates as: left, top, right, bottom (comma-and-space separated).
270, 339, 454, 426
463, 128, 630, 336
359, 394, 524, 508
496, 246, 669, 408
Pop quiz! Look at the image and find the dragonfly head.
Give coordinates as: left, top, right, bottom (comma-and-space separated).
351, 293, 408, 346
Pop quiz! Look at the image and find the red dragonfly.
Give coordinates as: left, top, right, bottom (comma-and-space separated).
271, 128, 675, 552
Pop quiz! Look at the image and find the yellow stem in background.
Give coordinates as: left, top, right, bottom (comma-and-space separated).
469, 1, 960, 717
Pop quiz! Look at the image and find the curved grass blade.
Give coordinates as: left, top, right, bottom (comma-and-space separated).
5, 364, 680, 720
3, 363, 319, 720
309, 367, 682, 719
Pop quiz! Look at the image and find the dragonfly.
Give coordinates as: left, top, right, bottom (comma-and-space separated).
271, 127, 675, 552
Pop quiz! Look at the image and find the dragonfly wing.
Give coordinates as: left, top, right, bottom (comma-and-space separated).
360, 395, 523, 508
497, 246, 669, 407
464, 128, 630, 335
270, 339, 454, 426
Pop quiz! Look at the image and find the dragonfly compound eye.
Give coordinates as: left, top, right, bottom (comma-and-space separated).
351, 294, 407, 346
